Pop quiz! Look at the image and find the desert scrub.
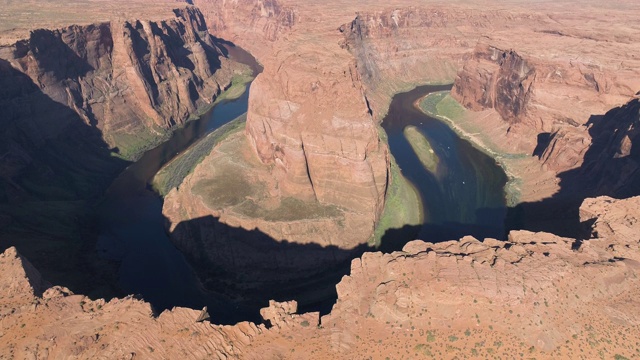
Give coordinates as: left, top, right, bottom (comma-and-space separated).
235, 197, 343, 222
152, 115, 246, 196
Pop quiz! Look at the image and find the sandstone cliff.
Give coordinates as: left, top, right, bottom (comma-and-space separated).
164, 0, 389, 262
193, 0, 388, 215
0, 6, 240, 160
196, 0, 296, 47
452, 44, 535, 125
3, 195, 640, 359
540, 97, 640, 198
338, 6, 561, 122
161, 0, 393, 309
452, 40, 640, 170
316, 195, 640, 357
0, 6, 243, 296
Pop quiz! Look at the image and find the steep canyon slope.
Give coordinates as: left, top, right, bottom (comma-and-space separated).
2, 0, 640, 358
3, 195, 640, 358
0, 6, 245, 293
162, 0, 391, 300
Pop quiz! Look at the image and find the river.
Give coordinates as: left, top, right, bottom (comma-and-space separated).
380, 84, 507, 251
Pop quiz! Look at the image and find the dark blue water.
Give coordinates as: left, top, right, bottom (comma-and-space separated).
95, 46, 262, 324
381, 84, 507, 248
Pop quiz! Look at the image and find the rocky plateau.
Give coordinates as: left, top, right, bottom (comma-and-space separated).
2, 195, 640, 358
1, 0, 640, 358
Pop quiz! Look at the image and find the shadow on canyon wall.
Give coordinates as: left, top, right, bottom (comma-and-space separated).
168, 214, 372, 323
0, 58, 129, 298
507, 99, 640, 239
378, 211, 507, 254
0, 20, 233, 301
168, 205, 507, 324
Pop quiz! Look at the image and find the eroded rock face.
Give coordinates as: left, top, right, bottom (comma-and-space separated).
197, 0, 296, 44
160, 1, 392, 310
0, 6, 242, 295
0, 7, 238, 158
321, 195, 640, 355
164, 0, 389, 272
338, 7, 560, 122
567, 99, 640, 197
452, 44, 535, 124
451, 39, 640, 173
4, 196, 640, 359
0, 246, 264, 359
162, 131, 376, 306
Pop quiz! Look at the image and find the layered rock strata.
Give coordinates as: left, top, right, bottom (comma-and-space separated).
452, 39, 640, 172
0, 6, 240, 159
0, 6, 243, 293
163, 0, 390, 298
3, 195, 640, 358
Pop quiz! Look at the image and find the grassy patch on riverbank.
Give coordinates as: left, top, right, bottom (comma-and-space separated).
111, 126, 169, 161
152, 114, 246, 196
236, 197, 343, 222
216, 73, 254, 102
404, 125, 439, 174
371, 132, 423, 247
188, 71, 254, 121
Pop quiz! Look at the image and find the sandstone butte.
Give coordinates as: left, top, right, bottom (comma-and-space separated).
1, 0, 640, 358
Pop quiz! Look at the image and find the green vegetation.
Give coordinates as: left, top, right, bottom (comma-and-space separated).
192, 167, 256, 209
235, 197, 343, 222
370, 153, 423, 247
216, 73, 254, 103
426, 331, 437, 342
111, 125, 169, 161
370, 127, 423, 247
414, 344, 434, 356
425, 91, 466, 120
152, 115, 246, 196
403, 125, 439, 174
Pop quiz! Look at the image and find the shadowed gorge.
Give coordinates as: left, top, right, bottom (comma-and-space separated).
0, 6, 246, 299
2, 0, 640, 358
507, 98, 640, 238
0, 57, 127, 296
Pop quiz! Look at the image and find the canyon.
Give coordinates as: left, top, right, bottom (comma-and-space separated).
1, 0, 640, 358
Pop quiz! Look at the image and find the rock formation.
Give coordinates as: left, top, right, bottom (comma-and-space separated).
3, 195, 640, 358
162, 0, 390, 304
196, 0, 296, 45
452, 44, 535, 124
0, 7, 240, 159
543, 97, 640, 198
3, 0, 640, 358
451, 37, 640, 172
0, 6, 244, 295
